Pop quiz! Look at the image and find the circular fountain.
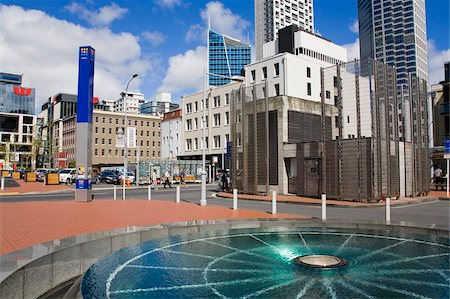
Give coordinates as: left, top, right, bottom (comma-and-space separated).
294, 254, 347, 268
81, 224, 450, 298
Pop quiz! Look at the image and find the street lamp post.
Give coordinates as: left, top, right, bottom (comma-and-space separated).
123, 73, 138, 200
200, 71, 244, 206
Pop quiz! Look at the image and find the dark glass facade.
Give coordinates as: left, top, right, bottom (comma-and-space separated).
358, 0, 427, 85
208, 30, 251, 86
140, 101, 179, 116
0, 84, 35, 114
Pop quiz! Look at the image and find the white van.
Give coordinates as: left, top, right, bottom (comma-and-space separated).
58, 168, 76, 184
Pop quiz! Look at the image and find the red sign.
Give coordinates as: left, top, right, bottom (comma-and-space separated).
93, 97, 99, 104
13, 86, 32, 96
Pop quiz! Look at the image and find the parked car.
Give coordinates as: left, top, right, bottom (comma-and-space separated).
35, 169, 49, 182
96, 171, 121, 184
120, 172, 136, 184
58, 168, 76, 184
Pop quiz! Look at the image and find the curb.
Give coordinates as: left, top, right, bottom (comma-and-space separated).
0, 188, 73, 196
213, 193, 442, 208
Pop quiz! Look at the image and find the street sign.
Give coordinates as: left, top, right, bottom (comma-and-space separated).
226, 141, 231, 160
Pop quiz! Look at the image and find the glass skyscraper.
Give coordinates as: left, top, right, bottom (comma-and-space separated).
208, 29, 251, 86
358, 0, 428, 85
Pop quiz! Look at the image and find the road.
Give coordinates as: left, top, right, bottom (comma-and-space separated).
1, 184, 448, 229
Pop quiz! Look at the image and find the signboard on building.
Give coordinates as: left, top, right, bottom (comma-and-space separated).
226, 141, 232, 160
116, 127, 125, 148
445, 139, 450, 153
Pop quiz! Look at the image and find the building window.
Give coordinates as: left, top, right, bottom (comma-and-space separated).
225, 111, 230, 125
251, 70, 256, 81
275, 84, 280, 96
274, 63, 280, 76
186, 139, 192, 150
307, 82, 312, 96
109, 128, 112, 134
94, 149, 98, 156
225, 94, 230, 105
194, 138, 198, 150
213, 135, 221, 148
101, 149, 105, 156
101, 138, 105, 145
102, 118, 105, 123
186, 119, 192, 131
213, 96, 220, 108
186, 103, 192, 113
262, 67, 267, 79
326, 91, 331, 99
108, 139, 111, 145
95, 127, 98, 133
194, 118, 198, 130
307, 67, 311, 78
225, 134, 230, 144
213, 113, 221, 127
102, 128, 105, 134
194, 101, 198, 112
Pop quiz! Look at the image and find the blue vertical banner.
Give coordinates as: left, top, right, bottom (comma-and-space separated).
226, 141, 232, 160
77, 46, 95, 123
445, 139, 450, 154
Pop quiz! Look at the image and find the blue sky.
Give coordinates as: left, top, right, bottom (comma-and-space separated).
0, 0, 448, 111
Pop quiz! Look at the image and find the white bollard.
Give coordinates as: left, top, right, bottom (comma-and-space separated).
233, 189, 238, 210
1, 176, 4, 191
321, 193, 327, 222
176, 185, 180, 203
385, 197, 391, 224
272, 190, 277, 214
113, 185, 117, 200
148, 184, 151, 201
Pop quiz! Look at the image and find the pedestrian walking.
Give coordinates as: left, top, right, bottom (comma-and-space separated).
164, 170, 172, 189
151, 169, 158, 190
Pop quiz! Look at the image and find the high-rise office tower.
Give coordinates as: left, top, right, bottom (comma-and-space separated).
358, 0, 428, 85
208, 29, 251, 86
255, 0, 314, 61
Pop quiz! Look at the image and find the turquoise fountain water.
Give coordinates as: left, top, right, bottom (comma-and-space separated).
82, 228, 450, 298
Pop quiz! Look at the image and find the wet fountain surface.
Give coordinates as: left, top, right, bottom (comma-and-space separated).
82, 227, 450, 298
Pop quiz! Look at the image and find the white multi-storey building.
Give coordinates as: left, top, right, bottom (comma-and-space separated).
255, 0, 314, 61
180, 82, 240, 177
247, 29, 347, 101
161, 109, 182, 160
114, 92, 145, 114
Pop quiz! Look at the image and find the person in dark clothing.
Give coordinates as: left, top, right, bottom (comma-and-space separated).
221, 173, 228, 191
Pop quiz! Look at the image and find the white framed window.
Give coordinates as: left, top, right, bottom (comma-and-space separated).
213, 135, 221, 148
213, 96, 220, 108
274, 63, 280, 76
201, 137, 209, 149
194, 138, 198, 150
194, 118, 198, 130
225, 93, 230, 105
186, 119, 192, 131
186, 139, 192, 151
194, 101, 198, 112
186, 103, 192, 113
262, 66, 267, 79
225, 111, 230, 125
213, 113, 221, 127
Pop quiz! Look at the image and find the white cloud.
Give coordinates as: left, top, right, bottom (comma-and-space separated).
158, 46, 207, 94
342, 38, 360, 61
427, 39, 450, 85
349, 20, 359, 34
154, 0, 183, 10
141, 31, 167, 46
65, 2, 128, 27
0, 5, 154, 110
186, 1, 250, 43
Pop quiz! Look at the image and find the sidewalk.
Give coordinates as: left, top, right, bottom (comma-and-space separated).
216, 190, 448, 207
0, 200, 304, 255
0, 179, 72, 195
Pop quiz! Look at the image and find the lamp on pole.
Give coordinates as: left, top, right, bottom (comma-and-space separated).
200, 71, 244, 206
123, 73, 138, 200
